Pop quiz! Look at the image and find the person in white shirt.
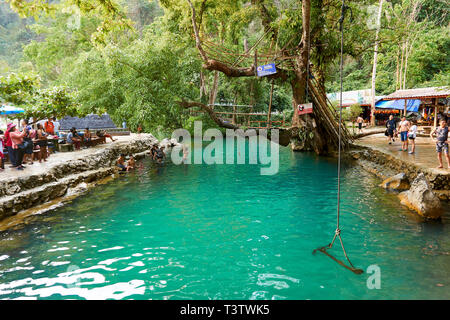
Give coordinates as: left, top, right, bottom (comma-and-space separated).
52, 117, 60, 135
408, 121, 418, 154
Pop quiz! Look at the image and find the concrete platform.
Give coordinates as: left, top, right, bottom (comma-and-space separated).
356, 133, 450, 176
0, 134, 148, 181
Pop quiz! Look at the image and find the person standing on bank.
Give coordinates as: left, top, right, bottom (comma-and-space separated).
4, 123, 16, 167
408, 120, 418, 154
0, 130, 4, 171
399, 116, 410, 152
44, 117, 55, 136
431, 120, 450, 169
386, 115, 397, 145
356, 116, 364, 134
35, 123, 48, 162
9, 124, 28, 170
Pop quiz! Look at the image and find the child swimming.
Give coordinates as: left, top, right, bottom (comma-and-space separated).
127, 155, 135, 171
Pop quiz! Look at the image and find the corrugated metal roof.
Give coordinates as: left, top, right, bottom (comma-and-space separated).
385, 87, 450, 100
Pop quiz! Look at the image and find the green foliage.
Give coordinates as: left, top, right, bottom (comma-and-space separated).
326, 0, 449, 95
1, 0, 448, 135
0, 72, 82, 120
343, 103, 363, 122
60, 25, 203, 135
0, 72, 39, 105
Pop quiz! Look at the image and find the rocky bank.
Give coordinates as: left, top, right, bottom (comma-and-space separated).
351, 145, 448, 219
0, 134, 159, 222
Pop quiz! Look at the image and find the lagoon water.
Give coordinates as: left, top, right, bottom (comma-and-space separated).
0, 142, 449, 300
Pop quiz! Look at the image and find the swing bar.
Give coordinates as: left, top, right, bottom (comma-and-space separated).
312, 246, 364, 275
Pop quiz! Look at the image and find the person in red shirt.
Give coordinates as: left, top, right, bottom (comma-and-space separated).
4, 123, 17, 167
44, 117, 55, 135
0, 130, 4, 171
9, 124, 27, 170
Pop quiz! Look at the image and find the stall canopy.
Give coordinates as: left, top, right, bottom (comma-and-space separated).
0, 104, 25, 115
375, 99, 421, 112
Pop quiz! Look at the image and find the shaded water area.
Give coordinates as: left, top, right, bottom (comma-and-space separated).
0, 141, 449, 300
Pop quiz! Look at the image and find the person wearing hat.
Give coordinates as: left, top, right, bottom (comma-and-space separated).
9, 123, 28, 170
5, 123, 17, 167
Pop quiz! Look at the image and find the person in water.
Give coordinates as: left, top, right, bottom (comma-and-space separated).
399, 116, 410, 151
156, 146, 166, 164
182, 144, 189, 163
431, 120, 450, 169
116, 154, 127, 171
127, 155, 135, 171
386, 115, 397, 145
150, 145, 158, 161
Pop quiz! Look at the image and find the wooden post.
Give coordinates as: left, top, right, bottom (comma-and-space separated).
434, 98, 438, 127
267, 80, 274, 128
254, 50, 258, 77
404, 99, 407, 117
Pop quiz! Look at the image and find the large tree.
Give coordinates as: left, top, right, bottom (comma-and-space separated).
163, 0, 372, 153
6, 0, 373, 153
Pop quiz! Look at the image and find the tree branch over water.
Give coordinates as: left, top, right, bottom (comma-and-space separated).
178, 100, 240, 130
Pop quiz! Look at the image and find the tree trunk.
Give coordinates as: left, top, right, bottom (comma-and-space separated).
403, 39, 410, 89
208, 71, 219, 106
370, 0, 383, 126
290, 77, 327, 154
291, 0, 311, 128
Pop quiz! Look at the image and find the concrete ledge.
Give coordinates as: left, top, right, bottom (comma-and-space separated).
351, 146, 450, 200
0, 134, 159, 223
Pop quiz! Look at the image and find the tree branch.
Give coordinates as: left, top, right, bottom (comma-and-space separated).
178, 100, 240, 129
187, 0, 256, 77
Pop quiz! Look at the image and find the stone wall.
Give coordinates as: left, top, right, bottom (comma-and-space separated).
351, 146, 450, 200
0, 134, 159, 222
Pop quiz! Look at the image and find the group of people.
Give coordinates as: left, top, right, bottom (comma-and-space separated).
66, 127, 116, 150
0, 118, 56, 171
114, 145, 167, 172
116, 154, 135, 172
385, 115, 418, 154
0, 116, 119, 172
385, 114, 450, 169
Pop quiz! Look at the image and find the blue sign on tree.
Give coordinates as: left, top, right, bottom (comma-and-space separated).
257, 63, 277, 77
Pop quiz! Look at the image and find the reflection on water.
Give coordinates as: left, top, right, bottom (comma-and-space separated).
0, 145, 449, 300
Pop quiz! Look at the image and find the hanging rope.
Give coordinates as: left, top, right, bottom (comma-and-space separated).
313, 0, 363, 275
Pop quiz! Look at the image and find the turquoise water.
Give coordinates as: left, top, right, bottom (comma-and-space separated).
0, 141, 449, 300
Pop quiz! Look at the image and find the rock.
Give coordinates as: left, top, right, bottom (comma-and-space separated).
169, 138, 181, 147
159, 138, 170, 149
380, 173, 410, 191
399, 173, 442, 219
66, 182, 88, 197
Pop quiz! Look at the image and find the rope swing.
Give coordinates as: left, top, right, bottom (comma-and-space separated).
312, 0, 364, 275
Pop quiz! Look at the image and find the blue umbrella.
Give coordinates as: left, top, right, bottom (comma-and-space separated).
0, 105, 25, 115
